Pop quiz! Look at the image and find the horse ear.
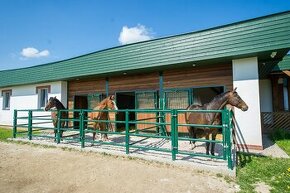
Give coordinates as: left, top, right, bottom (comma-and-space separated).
54, 96, 57, 99
233, 87, 237, 92
109, 95, 115, 100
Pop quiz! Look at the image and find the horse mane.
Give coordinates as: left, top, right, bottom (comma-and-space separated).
93, 96, 110, 110
53, 97, 66, 110
204, 91, 231, 110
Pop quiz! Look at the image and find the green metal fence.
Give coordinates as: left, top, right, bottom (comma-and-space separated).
13, 108, 234, 169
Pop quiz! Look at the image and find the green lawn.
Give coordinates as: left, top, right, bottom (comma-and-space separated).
237, 153, 290, 193
0, 128, 13, 141
270, 128, 290, 155
237, 128, 290, 193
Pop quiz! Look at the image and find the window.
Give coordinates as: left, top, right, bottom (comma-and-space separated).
36, 86, 50, 109
164, 86, 224, 109
2, 90, 12, 110
165, 90, 190, 109
136, 91, 157, 109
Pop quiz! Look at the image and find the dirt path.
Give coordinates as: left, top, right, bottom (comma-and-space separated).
0, 142, 238, 193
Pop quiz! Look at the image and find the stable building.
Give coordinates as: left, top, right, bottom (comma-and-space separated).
1, 11, 290, 151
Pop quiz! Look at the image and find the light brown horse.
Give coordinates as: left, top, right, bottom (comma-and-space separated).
44, 97, 67, 141
185, 88, 248, 155
90, 95, 118, 141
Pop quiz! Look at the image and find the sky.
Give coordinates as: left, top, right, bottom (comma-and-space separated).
0, 0, 290, 71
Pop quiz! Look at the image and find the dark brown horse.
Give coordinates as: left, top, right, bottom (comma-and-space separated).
90, 95, 118, 141
44, 97, 67, 141
185, 88, 248, 155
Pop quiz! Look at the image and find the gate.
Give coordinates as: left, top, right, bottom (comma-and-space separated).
13, 108, 234, 169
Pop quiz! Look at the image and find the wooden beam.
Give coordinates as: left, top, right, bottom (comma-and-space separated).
283, 70, 290, 77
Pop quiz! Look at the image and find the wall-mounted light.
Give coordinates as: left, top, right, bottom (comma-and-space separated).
270, 51, 277, 58
123, 72, 127, 75
192, 64, 196, 67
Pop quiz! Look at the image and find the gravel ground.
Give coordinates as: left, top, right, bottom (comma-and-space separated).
11, 130, 235, 176
0, 142, 239, 193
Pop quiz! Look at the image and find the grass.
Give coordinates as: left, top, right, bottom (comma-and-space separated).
237, 128, 290, 193
269, 128, 290, 155
237, 153, 290, 193
0, 128, 14, 141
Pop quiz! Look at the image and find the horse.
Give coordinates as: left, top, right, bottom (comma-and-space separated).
90, 95, 118, 141
185, 88, 248, 155
44, 96, 67, 141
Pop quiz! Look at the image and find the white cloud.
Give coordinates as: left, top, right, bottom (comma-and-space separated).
118, 24, 154, 45
21, 47, 50, 58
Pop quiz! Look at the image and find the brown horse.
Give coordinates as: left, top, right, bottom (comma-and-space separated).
185, 88, 248, 155
44, 97, 67, 141
90, 95, 118, 141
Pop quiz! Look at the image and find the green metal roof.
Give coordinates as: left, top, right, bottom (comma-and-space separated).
1, 11, 290, 88
272, 54, 290, 71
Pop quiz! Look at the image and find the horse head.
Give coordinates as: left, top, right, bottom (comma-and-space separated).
227, 88, 248, 111
44, 96, 57, 111
105, 95, 118, 111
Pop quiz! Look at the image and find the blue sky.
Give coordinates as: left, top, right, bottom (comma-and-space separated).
0, 0, 290, 70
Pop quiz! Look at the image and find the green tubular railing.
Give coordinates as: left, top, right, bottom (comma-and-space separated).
13, 108, 234, 170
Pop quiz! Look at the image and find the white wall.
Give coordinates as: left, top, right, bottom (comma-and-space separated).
259, 79, 273, 112
0, 81, 67, 126
232, 57, 263, 149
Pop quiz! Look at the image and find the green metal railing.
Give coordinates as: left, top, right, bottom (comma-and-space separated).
13, 108, 234, 169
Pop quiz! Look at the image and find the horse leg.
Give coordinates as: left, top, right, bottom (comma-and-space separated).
54, 130, 57, 142
191, 128, 197, 149
100, 122, 109, 141
188, 126, 196, 150
205, 133, 210, 155
53, 122, 57, 142
211, 131, 217, 156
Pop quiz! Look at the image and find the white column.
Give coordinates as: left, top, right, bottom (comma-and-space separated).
232, 57, 263, 150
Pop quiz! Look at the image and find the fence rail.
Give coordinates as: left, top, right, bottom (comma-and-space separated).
261, 112, 290, 133
13, 108, 234, 169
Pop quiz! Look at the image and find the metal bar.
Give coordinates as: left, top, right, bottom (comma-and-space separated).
15, 124, 29, 127
171, 109, 177, 160
178, 109, 224, 113
178, 123, 223, 128
13, 110, 17, 138
125, 111, 130, 154
28, 111, 32, 140
80, 110, 85, 148
135, 117, 161, 121
222, 110, 227, 160
57, 111, 61, 144
227, 109, 233, 170
32, 121, 54, 124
